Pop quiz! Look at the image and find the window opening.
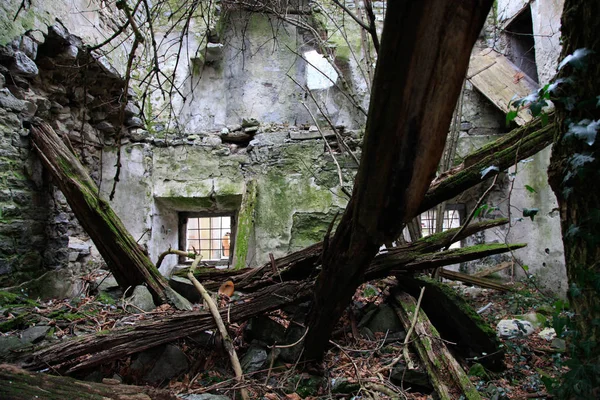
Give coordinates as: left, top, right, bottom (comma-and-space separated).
398, 204, 465, 249
504, 6, 539, 83
180, 214, 235, 264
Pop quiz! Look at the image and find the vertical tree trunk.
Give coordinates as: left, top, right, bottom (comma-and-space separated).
547, 0, 600, 395
30, 123, 174, 305
303, 0, 493, 361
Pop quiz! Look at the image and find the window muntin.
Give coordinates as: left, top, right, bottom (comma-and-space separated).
180, 213, 235, 264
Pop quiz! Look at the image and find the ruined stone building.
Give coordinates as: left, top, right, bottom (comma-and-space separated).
0, 0, 567, 298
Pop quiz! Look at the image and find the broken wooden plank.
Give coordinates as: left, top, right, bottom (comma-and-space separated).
467, 49, 539, 125
438, 268, 512, 291
472, 261, 513, 277
393, 292, 482, 400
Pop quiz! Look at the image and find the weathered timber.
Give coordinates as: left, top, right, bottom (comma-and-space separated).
472, 261, 513, 277
421, 116, 554, 213
30, 123, 177, 306
11, 226, 523, 373
438, 268, 512, 291
396, 277, 504, 371
0, 364, 177, 400
393, 292, 482, 400
304, 0, 493, 360
183, 219, 509, 291
14, 281, 314, 373
396, 243, 525, 274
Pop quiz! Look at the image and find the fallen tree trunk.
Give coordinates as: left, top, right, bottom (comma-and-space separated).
393, 292, 482, 400
11, 225, 523, 373
420, 116, 554, 213
0, 364, 177, 400
30, 123, 183, 307
304, 0, 494, 361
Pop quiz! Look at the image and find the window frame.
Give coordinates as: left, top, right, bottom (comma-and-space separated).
178, 211, 237, 266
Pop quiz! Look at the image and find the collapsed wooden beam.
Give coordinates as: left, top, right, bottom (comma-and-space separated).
438, 268, 512, 291
393, 292, 482, 400
421, 116, 555, 213
30, 123, 187, 308
304, 0, 494, 360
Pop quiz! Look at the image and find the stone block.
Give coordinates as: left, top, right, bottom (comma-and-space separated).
11, 51, 38, 78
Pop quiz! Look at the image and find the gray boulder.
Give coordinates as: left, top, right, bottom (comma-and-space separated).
126, 285, 156, 312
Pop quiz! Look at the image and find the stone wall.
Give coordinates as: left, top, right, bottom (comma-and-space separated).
0, 23, 136, 289
100, 123, 358, 275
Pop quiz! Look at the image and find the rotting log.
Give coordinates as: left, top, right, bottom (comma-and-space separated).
13, 281, 314, 373
393, 292, 482, 400
303, 0, 494, 360
396, 276, 505, 371
10, 223, 523, 374
30, 123, 183, 307
0, 364, 177, 400
420, 116, 555, 213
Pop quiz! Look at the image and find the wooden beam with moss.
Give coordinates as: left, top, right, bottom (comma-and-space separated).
393, 292, 482, 400
30, 123, 186, 308
420, 115, 555, 213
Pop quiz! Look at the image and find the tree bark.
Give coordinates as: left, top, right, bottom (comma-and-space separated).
30, 123, 176, 306
304, 0, 493, 361
546, 0, 600, 393
0, 364, 177, 400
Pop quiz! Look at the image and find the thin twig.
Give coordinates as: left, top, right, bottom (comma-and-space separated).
300, 101, 351, 198
187, 255, 249, 400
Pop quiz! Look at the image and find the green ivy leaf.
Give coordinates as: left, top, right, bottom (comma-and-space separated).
473, 204, 488, 219
506, 109, 519, 126
522, 265, 529, 272
523, 208, 539, 221
525, 185, 537, 194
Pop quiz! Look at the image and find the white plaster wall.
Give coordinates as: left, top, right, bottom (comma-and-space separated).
100, 145, 154, 249
487, 147, 567, 296
530, 0, 564, 85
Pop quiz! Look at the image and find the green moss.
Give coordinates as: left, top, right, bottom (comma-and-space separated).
0, 312, 31, 332
233, 180, 256, 269
420, 276, 497, 338
95, 292, 116, 305
0, 290, 37, 307
0, 291, 19, 305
